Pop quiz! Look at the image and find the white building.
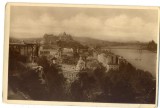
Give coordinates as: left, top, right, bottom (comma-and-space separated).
97, 53, 119, 72
97, 53, 107, 66
63, 48, 73, 53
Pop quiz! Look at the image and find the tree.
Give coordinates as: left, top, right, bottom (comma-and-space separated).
95, 62, 156, 103
36, 56, 50, 72
20, 69, 49, 100
46, 64, 66, 100
37, 56, 66, 100
70, 72, 97, 101
147, 40, 157, 52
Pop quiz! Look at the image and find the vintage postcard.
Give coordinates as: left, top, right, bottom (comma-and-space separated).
3, 3, 159, 108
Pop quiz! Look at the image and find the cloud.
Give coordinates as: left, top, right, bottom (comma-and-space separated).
104, 14, 129, 29
101, 14, 158, 41
10, 13, 158, 42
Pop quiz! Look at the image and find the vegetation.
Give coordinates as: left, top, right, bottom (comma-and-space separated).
8, 33, 156, 103
36, 56, 66, 100
8, 48, 28, 72
8, 49, 66, 100
147, 40, 157, 52
70, 62, 156, 103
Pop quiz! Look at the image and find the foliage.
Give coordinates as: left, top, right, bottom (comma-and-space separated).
147, 40, 157, 52
8, 48, 28, 76
8, 55, 66, 100
46, 63, 66, 100
96, 63, 156, 103
8, 45, 156, 103
36, 56, 66, 100
70, 62, 156, 103
70, 72, 97, 101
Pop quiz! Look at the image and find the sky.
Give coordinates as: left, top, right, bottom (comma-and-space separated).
10, 6, 159, 42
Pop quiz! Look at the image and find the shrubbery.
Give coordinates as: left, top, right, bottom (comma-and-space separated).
8, 49, 156, 103
70, 63, 156, 103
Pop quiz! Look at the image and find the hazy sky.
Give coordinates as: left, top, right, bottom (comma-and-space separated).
10, 6, 159, 42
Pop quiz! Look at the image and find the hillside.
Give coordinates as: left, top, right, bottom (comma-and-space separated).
10, 33, 149, 50
73, 36, 147, 49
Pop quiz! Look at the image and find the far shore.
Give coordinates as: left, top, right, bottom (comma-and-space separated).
102, 45, 157, 53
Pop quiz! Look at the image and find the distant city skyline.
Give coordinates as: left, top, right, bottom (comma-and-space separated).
10, 6, 159, 42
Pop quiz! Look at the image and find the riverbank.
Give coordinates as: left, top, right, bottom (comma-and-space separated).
102, 45, 157, 53
107, 48, 157, 78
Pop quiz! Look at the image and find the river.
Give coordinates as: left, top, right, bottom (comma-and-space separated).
108, 49, 157, 78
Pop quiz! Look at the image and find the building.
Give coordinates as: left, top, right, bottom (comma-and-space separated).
106, 64, 119, 72
9, 42, 38, 62
97, 52, 119, 72
106, 55, 112, 64
39, 48, 57, 56
38, 45, 63, 59
63, 48, 73, 53
62, 48, 73, 57
118, 56, 127, 64
43, 34, 59, 44
106, 55, 119, 72
97, 53, 106, 66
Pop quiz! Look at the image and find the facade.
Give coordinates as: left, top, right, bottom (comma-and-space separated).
97, 53, 106, 66
118, 56, 127, 64
97, 52, 119, 72
106, 55, 113, 64
39, 49, 57, 56
106, 64, 119, 72
9, 42, 38, 62
39, 46, 62, 59
63, 48, 73, 53
62, 48, 73, 57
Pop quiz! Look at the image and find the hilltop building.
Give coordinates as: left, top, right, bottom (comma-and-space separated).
43, 34, 58, 44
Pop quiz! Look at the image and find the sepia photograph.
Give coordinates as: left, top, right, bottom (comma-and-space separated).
3, 3, 159, 107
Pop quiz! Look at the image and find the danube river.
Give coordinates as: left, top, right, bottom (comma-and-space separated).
110, 49, 157, 78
